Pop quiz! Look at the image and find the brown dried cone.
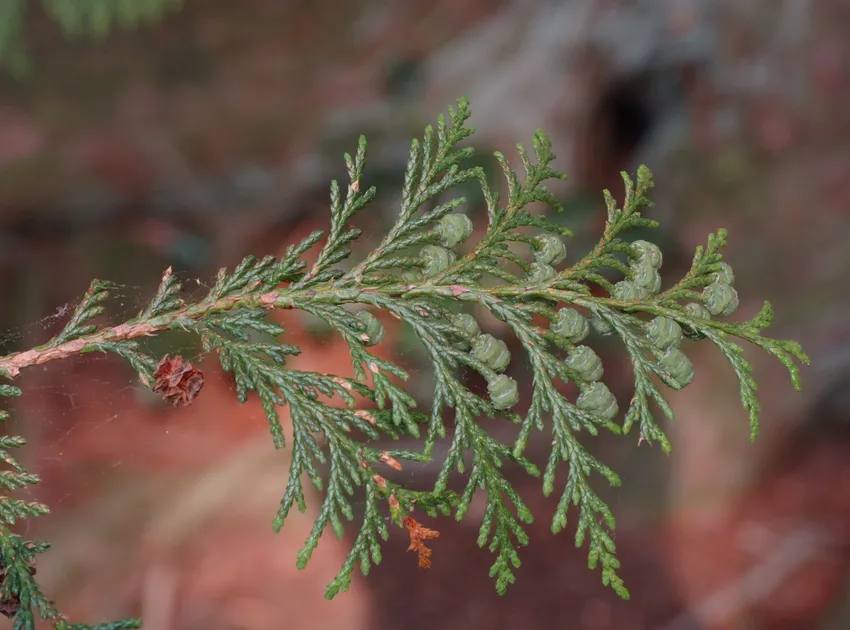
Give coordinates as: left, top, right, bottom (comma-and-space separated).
152, 355, 205, 407
0, 562, 35, 618
0, 596, 19, 619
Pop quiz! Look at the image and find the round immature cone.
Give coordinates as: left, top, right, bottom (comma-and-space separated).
533, 233, 566, 265
528, 262, 556, 283
450, 313, 480, 341
355, 311, 385, 346
658, 347, 695, 388
631, 261, 662, 294
591, 311, 615, 335
488, 374, 519, 410
712, 262, 735, 285
551, 308, 589, 344
420, 245, 456, 277
631, 240, 663, 269
471, 334, 511, 373
682, 302, 711, 340
577, 381, 619, 420
565, 345, 604, 382
646, 270, 662, 294
437, 213, 473, 248
703, 281, 739, 317
646, 316, 682, 350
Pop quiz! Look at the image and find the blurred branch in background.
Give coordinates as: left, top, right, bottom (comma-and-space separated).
0, 0, 186, 76
660, 528, 829, 630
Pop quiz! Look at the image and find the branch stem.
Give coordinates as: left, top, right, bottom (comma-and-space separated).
0, 289, 292, 378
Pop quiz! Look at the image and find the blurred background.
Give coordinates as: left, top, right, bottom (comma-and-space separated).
1, 1, 849, 629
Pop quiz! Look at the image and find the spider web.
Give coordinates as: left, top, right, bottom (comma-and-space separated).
1, 274, 268, 533
0, 266, 347, 626
1, 264, 636, 617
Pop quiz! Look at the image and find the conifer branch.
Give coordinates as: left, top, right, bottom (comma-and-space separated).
0, 98, 809, 628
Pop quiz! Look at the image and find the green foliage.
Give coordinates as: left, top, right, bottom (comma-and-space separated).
0, 98, 809, 627
0, 386, 140, 629
0, 0, 184, 75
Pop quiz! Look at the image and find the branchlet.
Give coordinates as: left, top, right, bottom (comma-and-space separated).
0, 98, 809, 628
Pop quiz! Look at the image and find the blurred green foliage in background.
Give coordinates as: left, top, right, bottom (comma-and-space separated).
0, 0, 184, 76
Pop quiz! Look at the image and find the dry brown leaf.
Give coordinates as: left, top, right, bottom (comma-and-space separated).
404, 516, 440, 569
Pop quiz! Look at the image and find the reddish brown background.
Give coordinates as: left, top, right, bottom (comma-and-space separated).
2, 2, 850, 629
